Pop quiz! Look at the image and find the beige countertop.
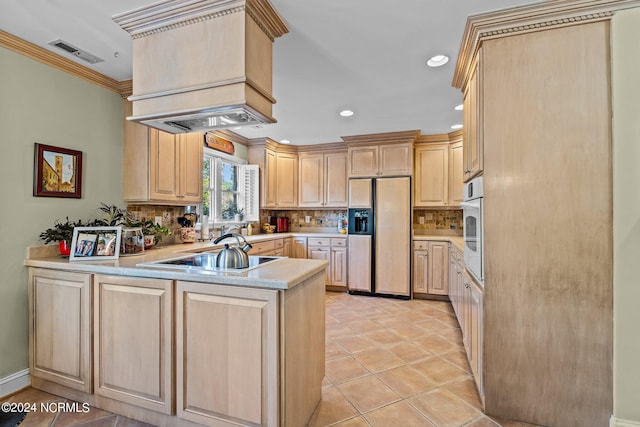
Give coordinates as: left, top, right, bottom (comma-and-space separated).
25, 232, 333, 291
412, 233, 464, 252
25, 231, 462, 290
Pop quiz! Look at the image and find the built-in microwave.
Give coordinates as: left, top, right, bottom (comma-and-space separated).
460, 176, 483, 284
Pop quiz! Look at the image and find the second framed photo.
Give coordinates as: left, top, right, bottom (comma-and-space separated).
70, 227, 122, 261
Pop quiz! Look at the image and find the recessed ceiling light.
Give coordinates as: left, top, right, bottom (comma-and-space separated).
339, 110, 355, 117
451, 124, 463, 130
454, 104, 463, 111
280, 139, 290, 144
426, 54, 449, 68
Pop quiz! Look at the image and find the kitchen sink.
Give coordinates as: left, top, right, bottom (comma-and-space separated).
137, 253, 283, 273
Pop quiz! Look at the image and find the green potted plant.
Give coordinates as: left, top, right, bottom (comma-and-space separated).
234, 209, 244, 222
137, 220, 172, 249
39, 217, 86, 256
93, 202, 129, 226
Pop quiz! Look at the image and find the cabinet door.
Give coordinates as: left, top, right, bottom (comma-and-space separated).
29, 269, 92, 393
375, 177, 411, 297
123, 100, 151, 201
292, 237, 307, 259
176, 281, 279, 426
283, 237, 292, 258
276, 152, 298, 207
463, 48, 483, 182
427, 241, 449, 295
264, 149, 277, 208
348, 178, 372, 208
414, 144, 449, 206
462, 273, 473, 355
469, 280, 483, 393
149, 128, 179, 201
324, 152, 348, 207
348, 145, 378, 177
348, 235, 372, 292
413, 250, 428, 294
298, 153, 324, 207
178, 132, 203, 202
448, 141, 464, 206
379, 143, 413, 176
94, 275, 173, 414
308, 246, 330, 285
330, 247, 348, 289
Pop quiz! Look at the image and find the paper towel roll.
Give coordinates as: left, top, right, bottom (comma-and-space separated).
201, 215, 209, 240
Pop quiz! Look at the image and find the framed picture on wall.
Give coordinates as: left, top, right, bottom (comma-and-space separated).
33, 143, 83, 198
70, 227, 122, 261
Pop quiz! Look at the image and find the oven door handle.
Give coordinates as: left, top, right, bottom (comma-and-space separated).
459, 201, 480, 209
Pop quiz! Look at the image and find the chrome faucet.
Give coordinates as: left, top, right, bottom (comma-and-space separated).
220, 224, 241, 236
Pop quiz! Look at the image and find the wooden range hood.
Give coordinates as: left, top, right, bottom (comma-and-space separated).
114, 0, 288, 134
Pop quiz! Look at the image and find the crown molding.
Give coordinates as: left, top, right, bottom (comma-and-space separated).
113, 0, 287, 41
0, 30, 134, 97
341, 129, 421, 146
452, 0, 640, 89
0, 30, 120, 92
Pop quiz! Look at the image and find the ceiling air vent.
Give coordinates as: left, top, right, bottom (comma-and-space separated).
48, 39, 103, 64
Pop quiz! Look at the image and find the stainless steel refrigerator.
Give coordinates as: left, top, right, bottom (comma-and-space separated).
347, 177, 411, 298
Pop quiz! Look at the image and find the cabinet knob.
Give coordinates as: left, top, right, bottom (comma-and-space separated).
465, 283, 470, 288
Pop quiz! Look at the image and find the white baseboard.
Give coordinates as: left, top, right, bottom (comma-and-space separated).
611, 416, 640, 427
0, 369, 30, 398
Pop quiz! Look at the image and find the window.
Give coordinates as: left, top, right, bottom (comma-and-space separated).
201, 148, 259, 224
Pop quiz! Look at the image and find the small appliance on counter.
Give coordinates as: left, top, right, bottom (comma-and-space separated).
276, 217, 289, 232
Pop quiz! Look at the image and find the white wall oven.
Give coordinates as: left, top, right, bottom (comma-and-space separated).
461, 176, 484, 284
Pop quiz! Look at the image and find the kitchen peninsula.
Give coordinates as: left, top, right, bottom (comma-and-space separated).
24, 240, 327, 427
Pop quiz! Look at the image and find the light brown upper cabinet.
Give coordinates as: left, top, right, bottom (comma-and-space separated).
413, 131, 463, 207
248, 142, 298, 209
414, 143, 449, 207
448, 138, 464, 206
462, 48, 484, 182
123, 101, 203, 205
298, 151, 348, 208
347, 143, 413, 177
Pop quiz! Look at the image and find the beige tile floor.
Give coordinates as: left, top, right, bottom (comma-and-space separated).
310, 292, 540, 427
1, 292, 539, 427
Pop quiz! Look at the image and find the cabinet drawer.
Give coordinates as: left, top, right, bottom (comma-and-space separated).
413, 241, 428, 250
330, 238, 347, 247
251, 240, 276, 254
273, 239, 284, 249
308, 238, 330, 247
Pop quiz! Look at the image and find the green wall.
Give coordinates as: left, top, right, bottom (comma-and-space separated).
0, 47, 124, 378
612, 8, 640, 425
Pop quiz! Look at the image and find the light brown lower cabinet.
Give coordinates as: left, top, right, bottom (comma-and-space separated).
413, 240, 449, 297
308, 237, 348, 290
176, 281, 279, 426
93, 275, 173, 414
29, 268, 92, 393
448, 245, 484, 404
283, 237, 292, 257
292, 237, 307, 259
29, 267, 325, 427
308, 241, 330, 286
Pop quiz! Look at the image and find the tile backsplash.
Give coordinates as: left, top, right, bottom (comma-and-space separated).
126, 205, 186, 245
124, 205, 462, 240
413, 209, 463, 233
260, 210, 348, 232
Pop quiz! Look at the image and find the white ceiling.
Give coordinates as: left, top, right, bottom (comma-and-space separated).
0, 0, 539, 145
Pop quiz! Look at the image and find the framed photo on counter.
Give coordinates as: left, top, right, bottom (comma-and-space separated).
70, 227, 122, 261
